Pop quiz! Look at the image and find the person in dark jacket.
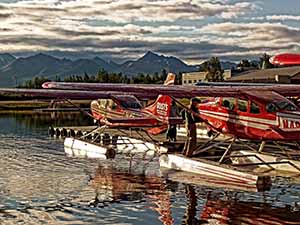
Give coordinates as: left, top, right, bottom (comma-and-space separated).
166, 100, 178, 141
182, 97, 201, 157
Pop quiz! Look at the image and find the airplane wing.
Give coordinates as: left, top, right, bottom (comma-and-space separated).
42, 82, 300, 98
2, 82, 300, 100
0, 88, 159, 99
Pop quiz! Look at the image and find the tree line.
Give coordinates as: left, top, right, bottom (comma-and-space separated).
19, 69, 183, 88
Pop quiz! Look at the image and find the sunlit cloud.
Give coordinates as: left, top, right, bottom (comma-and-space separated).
266, 15, 300, 21
200, 22, 300, 52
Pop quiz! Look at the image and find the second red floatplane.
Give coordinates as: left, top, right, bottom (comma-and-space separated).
62, 73, 183, 159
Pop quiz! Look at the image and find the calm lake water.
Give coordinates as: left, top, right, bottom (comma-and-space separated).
0, 112, 300, 225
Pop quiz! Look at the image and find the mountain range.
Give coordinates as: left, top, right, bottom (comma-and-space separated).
0, 51, 236, 87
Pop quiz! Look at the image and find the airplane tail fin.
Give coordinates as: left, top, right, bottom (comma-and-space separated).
145, 73, 175, 122
163, 72, 176, 85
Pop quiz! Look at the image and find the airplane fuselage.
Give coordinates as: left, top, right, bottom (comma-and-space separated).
90, 95, 183, 129
91, 99, 160, 127
198, 97, 300, 141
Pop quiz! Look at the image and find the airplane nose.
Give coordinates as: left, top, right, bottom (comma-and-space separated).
42, 82, 49, 88
42, 82, 55, 89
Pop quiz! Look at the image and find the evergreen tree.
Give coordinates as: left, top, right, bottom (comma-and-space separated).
19, 76, 49, 88
90, 75, 96, 82
83, 72, 90, 82
145, 74, 152, 83
203, 57, 224, 82
260, 53, 274, 69
55, 75, 61, 82
97, 68, 108, 82
153, 72, 161, 84
161, 68, 168, 81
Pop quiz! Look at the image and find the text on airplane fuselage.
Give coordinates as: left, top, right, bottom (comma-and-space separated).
156, 102, 169, 116
278, 115, 300, 131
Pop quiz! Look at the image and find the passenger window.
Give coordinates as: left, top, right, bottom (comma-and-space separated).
266, 103, 277, 113
250, 102, 260, 114
238, 99, 248, 112
222, 98, 235, 110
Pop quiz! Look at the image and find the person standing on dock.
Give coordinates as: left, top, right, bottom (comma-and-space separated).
166, 100, 178, 142
182, 97, 201, 157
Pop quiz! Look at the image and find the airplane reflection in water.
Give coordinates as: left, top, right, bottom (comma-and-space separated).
201, 195, 300, 225
88, 165, 299, 225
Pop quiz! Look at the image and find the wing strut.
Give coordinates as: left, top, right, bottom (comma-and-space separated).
63, 98, 95, 119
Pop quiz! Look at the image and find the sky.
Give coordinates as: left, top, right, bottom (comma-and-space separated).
0, 0, 300, 64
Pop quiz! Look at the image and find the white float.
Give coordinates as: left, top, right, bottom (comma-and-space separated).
64, 136, 168, 159
159, 154, 270, 185
231, 150, 300, 174
64, 137, 114, 159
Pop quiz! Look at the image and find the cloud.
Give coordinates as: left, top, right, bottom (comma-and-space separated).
0, 12, 12, 19
0, 3, 13, 19
186, 21, 300, 62
266, 15, 300, 21
200, 22, 300, 49
1, 0, 258, 23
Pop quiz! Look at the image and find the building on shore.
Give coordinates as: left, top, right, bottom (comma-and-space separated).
228, 66, 300, 84
182, 70, 231, 85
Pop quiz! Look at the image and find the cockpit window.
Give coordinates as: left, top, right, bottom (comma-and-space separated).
276, 100, 297, 111
114, 95, 142, 109
120, 101, 141, 109
266, 100, 297, 113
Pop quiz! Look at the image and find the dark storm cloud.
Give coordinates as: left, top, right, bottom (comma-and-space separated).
0, 12, 12, 18
50, 29, 122, 37
109, 3, 143, 11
